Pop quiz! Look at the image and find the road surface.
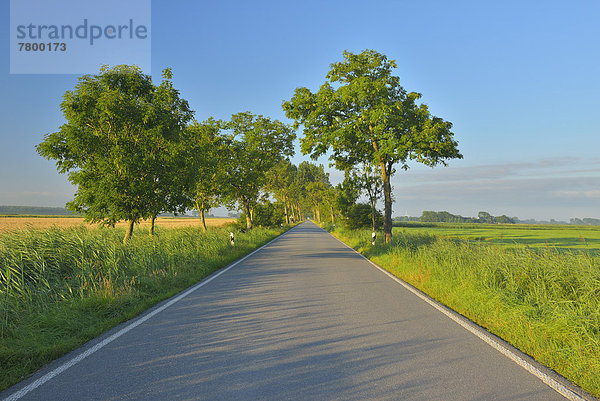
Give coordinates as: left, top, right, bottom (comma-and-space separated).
2, 221, 584, 400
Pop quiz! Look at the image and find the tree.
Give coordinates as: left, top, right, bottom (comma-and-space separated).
283, 49, 462, 242
221, 112, 295, 229
420, 211, 440, 222
37, 65, 193, 242
183, 118, 227, 231
495, 215, 515, 224
297, 162, 330, 223
335, 174, 360, 214
478, 211, 495, 224
349, 162, 383, 232
242, 200, 285, 227
265, 159, 297, 224
344, 203, 383, 230
321, 186, 339, 225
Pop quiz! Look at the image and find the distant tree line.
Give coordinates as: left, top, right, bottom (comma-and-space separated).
415, 212, 600, 226
419, 211, 516, 224
570, 218, 600, 226
0, 206, 74, 216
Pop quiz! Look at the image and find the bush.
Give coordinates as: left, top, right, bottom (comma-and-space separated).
343, 203, 383, 230
237, 201, 285, 228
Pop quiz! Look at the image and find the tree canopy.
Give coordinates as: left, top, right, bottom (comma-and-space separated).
37, 65, 193, 242
221, 112, 295, 229
283, 49, 462, 242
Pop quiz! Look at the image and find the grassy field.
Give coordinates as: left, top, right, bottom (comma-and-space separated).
0, 216, 234, 232
329, 223, 600, 398
393, 221, 600, 252
0, 222, 286, 392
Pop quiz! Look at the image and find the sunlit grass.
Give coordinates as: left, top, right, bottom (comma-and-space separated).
0, 224, 286, 391
392, 222, 600, 252
331, 226, 600, 398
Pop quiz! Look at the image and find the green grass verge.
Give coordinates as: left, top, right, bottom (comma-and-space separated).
328, 225, 600, 398
0, 224, 288, 391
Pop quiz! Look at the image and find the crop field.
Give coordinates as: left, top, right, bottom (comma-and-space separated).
393, 222, 600, 252
0, 216, 234, 232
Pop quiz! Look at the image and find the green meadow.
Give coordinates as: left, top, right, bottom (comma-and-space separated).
393, 222, 600, 252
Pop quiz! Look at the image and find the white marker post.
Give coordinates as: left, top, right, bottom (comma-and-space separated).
371, 231, 376, 245
230, 232, 235, 246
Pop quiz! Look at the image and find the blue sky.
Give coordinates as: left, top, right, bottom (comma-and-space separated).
1, 0, 598, 221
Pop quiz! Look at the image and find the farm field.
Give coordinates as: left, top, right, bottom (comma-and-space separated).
0, 216, 234, 232
393, 222, 600, 252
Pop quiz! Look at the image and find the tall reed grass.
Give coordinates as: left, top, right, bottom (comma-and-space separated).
0, 224, 285, 391
330, 226, 600, 398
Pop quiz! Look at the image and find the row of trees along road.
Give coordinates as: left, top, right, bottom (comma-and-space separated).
37, 65, 294, 242
38, 49, 462, 243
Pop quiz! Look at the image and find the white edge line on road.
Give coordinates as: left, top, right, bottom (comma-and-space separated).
2, 228, 293, 401
328, 231, 590, 401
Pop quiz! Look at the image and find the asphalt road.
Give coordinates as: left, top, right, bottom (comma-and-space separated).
2, 221, 578, 400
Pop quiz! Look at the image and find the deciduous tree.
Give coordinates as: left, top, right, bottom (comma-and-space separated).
182, 118, 227, 231
37, 65, 193, 242
283, 50, 462, 242
221, 112, 295, 229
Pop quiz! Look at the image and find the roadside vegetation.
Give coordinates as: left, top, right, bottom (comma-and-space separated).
327, 224, 600, 397
0, 224, 286, 391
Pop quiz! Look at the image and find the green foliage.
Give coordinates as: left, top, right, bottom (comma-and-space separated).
221, 112, 295, 229
342, 203, 383, 230
571, 217, 600, 226
297, 161, 331, 222
36, 65, 194, 241
333, 227, 600, 397
420, 211, 515, 224
0, 225, 285, 391
238, 201, 284, 228
283, 49, 462, 241
265, 159, 297, 224
478, 211, 495, 224
335, 175, 360, 212
182, 119, 228, 230
495, 215, 515, 224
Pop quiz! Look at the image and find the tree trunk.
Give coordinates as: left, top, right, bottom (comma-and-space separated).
380, 161, 393, 243
316, 207, 321, 223
243, 198, 253, 230
195, 198, 207, 232
123, 220, 134, 243
371, 200, 376, 232
149, 215, 156, 236
200, 209, 207, 232
330, 206, 335, 225
283, 195, 289, 224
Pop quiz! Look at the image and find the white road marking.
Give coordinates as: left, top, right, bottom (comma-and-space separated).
329, 231, 589, 401
2, 229, 292, 401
